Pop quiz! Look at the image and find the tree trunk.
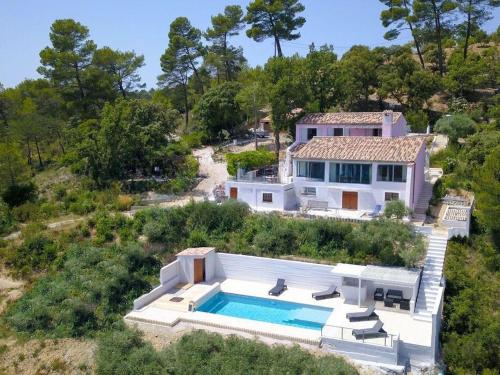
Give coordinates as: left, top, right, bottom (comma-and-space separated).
403, 0, 425, 68
183, 84, 189, 131
26, 139, 32, 166
275, 36, 283, 58
119, 80, 127, 98
34, 137, 43, 168
55, 129, 65, 154
274, 128, 280, 161
431, 0, 445, 76
74, 63, 86, 99
463, 0, 472, 60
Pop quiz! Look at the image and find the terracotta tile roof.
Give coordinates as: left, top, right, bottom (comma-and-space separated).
298, 112, 403, 125
177, 247, 215, 257
292, 136, 426, 163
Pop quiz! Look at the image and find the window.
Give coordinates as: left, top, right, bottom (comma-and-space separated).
302, 187, 316, 196
372, 128, 382, 136
306, 128, 317, 140
262, 193, 273, 203
328, 128, 344, 136
329, 163, 371, 184
377, 165, 407, 182
296, 161, 325, 180
385, 192, 399, 201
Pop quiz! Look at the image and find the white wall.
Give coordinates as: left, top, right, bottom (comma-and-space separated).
215, 253, 340, 290
160, 260, 180, 284
225, 181, 296, 211
293, 160, 409, 211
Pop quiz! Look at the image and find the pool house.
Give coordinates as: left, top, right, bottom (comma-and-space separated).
125, 248, 443, 369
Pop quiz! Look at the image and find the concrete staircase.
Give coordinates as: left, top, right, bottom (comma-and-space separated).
414, 234, 448, 321
413, 182, 433, 218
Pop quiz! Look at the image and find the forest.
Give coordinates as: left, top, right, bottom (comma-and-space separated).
0, 0, 499, 374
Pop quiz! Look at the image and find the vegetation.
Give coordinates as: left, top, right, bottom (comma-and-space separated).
225, 149, 275, 175
96, 329, 358, 375
136, 200, 425, 267
4, 242, 160, 337
0, 1, 499, 373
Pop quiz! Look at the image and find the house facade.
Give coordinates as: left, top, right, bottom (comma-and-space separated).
226, 111, 429, 214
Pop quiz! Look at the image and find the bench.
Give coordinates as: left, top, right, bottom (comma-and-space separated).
306, 200, 329, 211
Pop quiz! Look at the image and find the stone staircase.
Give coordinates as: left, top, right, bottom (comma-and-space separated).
413, 182, 434, 219
414, 234, 448, 321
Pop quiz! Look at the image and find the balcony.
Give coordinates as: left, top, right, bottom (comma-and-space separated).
229, 166, 286, 184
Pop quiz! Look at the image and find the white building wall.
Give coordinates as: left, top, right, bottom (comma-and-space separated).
225, 181, 296, 211
215, 253, 341, 290
293, 160, 409, 211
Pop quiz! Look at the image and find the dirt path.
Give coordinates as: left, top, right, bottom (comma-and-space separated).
192, 146, 229, 199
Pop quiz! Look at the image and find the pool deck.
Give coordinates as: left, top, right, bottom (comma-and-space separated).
125, 278, 432, 348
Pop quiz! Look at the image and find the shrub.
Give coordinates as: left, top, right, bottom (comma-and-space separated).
96, 329, 358, 375
1, 182, 37, 208
226, 150, 276, 176
383, 200, 409, 219
0, 198, 13, 235
115, 194, 134, 211
5, 243, 160, 337
181, 131, 207, 149
4, 234, 58, 274
435, 114, 476, 144
406, 110, 429, 133
11, 202, 41, 222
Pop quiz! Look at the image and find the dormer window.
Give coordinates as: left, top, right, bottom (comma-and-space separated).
306, 128, 317, 140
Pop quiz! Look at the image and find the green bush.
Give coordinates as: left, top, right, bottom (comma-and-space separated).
11, 202, 41, 222
5, 243, 160, 337
0, 198, 13, 235
435, 114, 476, 144
226, 150, 276, 176
4, 234, 58, 275
181, 131, 207, 149
383, 200, 409, 219
95, 329, 358, 375
1, 182, 37, 208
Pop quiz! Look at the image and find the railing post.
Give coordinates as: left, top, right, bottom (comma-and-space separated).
341, 327, 343, 340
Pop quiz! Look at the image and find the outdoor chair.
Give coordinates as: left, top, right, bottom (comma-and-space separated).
384, 297, 394, 307
400, 299, 410, 310
374, 288, 384, 301
312, 285, 340, 300
352, 320, 387, 340
368, 204, 382, 218
268, 278, 287, 296
386, 289, 403, 303
346, 304, 378, 322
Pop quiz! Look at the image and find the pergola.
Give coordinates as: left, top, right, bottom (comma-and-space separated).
332, 263, 421, 309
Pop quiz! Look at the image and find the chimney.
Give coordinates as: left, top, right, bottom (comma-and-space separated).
382, 110, 393, 138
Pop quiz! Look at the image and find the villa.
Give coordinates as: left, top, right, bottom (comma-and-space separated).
125, 246, 446, 369
225, 111, 431, 219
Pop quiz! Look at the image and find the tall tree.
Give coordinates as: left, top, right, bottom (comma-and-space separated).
38, 19, 96, 102
0, 142, 30, 190
205, 5, 246, 81
413, 0, 458, 76
264, 56, 306, 159
245, 0, 306, 57
93, 47, 145, 97
159, 17, 205, 129
456, 0, 499, 59
379, 0, 426, 68
340, 46, 383, 109
304, 44, 340, 112
196, 82, 244, 140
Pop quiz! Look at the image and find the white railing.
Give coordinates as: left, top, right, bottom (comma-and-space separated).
321, 324, 399, 349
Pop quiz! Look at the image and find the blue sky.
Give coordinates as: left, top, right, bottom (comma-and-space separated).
1, 0, 498, 88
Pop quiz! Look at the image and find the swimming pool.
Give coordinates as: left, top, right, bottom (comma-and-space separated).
197, 292, 333, 331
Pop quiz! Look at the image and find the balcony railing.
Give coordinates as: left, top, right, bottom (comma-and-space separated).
321, 324, 399, 349
228, 175, 283, 184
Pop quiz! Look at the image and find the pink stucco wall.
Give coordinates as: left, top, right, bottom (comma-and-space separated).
410, 142, 426, 209
392, 116, 408, 136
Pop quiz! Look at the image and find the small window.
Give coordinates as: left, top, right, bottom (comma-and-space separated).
373, 128, 382, 136
307, 128, 317, 140
262, 193, 273, 203
302, 187, 316, 196
334, 128, 344, 136
385, 192, 399, 201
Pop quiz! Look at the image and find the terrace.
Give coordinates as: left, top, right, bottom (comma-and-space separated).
125, 249, 438, 367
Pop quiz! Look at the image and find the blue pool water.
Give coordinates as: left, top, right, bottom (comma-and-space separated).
197, 292, 332, 331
